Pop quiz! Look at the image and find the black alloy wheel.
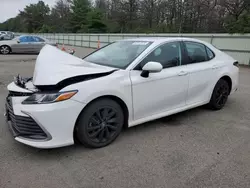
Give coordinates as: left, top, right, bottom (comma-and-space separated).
76, 98, 124, 148
87, 107, 119, 143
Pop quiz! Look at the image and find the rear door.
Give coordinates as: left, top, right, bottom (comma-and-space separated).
182, 40, 220, 105
33, 36, 46, 52
25, 36, 38, 52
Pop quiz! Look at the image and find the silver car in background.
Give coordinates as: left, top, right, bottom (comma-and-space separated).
0, 35, 57, 54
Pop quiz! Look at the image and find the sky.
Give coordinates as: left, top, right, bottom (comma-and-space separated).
0, 0, 57, 23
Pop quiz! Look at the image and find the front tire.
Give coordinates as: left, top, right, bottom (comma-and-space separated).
75, 98, 124, 148
208, 79, 230, 110
0, 45, 11, 54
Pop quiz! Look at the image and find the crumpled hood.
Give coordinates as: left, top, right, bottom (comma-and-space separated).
33, 45, 116, 86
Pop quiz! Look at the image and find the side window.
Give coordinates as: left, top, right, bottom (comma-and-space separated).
184, 42, 208, 64
206, 47, 215, 60
27, 36, 35, 42
19, 36, 28, 43
138, 42, 182, 69
34, 37, 45, 42
32, 37, 38, 42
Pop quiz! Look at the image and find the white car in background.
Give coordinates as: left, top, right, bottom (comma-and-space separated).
0, 31, 14, 40
5, 37, 239, 149
0, 33, 12, 40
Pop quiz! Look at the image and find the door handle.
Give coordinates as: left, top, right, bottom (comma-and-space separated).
178, 71, 188, 76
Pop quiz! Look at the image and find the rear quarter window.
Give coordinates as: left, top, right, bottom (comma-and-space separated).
184, 41, 208, 64
206, 47, 215, 60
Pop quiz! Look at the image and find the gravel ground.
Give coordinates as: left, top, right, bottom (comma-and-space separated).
0, 46, 250, 188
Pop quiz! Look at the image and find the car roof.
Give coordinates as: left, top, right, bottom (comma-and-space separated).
18, 35, 48, 41
120, 37, 205, 43
19, 35, 43, 38
19, 35, 34, 37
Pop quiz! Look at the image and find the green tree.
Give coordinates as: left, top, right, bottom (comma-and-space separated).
70, 0, 91, 32
38, 24, 53, 33
49, 0, 72, 32
0, 16, 26, 32
19, 1, 50, 32
1, 0, 250, 34
86, 9, 107, 33
225, 11, 250, 33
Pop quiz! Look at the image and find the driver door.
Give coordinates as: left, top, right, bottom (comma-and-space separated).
130, 41, 189, 120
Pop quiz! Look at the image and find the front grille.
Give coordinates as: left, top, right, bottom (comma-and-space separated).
6, 97, 47, 140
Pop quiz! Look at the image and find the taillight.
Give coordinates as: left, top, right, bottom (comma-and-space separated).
233, 61, 239, 67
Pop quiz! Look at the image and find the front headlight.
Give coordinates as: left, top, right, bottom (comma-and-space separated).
22, 90, 78, 104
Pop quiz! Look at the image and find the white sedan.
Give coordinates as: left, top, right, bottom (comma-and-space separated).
5, 37, 239, 149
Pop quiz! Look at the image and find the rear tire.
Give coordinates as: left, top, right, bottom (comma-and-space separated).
0, 45, 11, 54
75, 98, 124, 148
208, 79, 230, 110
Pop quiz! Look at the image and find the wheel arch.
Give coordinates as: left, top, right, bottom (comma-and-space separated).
220, 75, 232, 94
208, 74, 233, 102
73, 95, 130, 142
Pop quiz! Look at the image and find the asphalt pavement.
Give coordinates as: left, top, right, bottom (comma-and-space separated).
0, 46, 250, 188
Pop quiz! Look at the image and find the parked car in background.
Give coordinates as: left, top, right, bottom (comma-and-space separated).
0, 34, 12, 40
0, 35, 57, 54
5, 37, 239, 149
0, 31, 15, 40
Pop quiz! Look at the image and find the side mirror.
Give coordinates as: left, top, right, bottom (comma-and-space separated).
141, 61, 163, 78
17, 40, 20, 43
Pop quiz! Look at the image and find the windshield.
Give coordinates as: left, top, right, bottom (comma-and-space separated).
84, 41, 152, 69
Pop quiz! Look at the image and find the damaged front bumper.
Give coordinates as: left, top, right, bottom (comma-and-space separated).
5, 80, 85, 149
5, 93, 50, 140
